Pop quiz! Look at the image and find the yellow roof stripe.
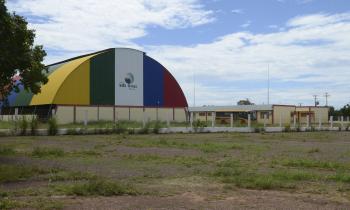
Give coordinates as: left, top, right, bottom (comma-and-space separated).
30, 54, 96, 105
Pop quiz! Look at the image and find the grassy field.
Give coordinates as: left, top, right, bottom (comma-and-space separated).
1, 132, 350, 209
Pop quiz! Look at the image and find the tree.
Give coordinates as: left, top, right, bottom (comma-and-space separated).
0, 0, 48, 102
237, 98, 255, 105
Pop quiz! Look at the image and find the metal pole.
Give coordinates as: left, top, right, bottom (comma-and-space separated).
279, 115, 282, 128
306, 115, 310, 128
264, 114, 267, 128
230, 113, 233, 128
190, 112, 193, 128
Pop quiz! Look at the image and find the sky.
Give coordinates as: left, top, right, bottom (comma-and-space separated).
6, 0, 350, 108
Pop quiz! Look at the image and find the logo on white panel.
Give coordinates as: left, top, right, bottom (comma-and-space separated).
119, 72, 138, 90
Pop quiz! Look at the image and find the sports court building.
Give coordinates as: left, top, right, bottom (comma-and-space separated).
0, 48, 188, 124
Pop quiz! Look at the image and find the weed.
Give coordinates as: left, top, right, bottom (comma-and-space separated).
49, 171, 97, 182
30, 116, 39, 136
279, 159, 344, 170
138, 122, 150, 134
0, 147, 15, 156
153, 121, 161, 134
0, 164, 50, 183
32, 147, 65, 158
48, 117, 58, 136
59, 179, 138, 196
0, 198, 19, 210
307, 148, 320, 153
19, 117, 28, 135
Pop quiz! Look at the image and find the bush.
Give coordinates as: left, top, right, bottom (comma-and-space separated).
152, 121, 161, 134
138, 122, 150, 134
19, 117, 28, 136
114, 121, 128, 134
284, 125, 291, 132
193, 119, 206, 132
48, 117, 58, 136
30, 116, 39, 136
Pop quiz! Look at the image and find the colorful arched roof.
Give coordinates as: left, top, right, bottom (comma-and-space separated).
4, 48, 188, 108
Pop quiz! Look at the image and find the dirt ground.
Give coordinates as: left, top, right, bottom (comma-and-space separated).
1, 132, 350, 209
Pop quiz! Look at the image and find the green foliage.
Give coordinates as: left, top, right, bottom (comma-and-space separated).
0, 147, 15, 155
48, 117, 58, 136
0, 198, 19, 210
0, 164, 49, 183
152, 120, 161, 134
32, 147, 64, 158
138, 122, 150, 134
284, 125, 291, 132
30, 116, 38, 136
19, 116, 28, 135
60, 180, 138, 196
193, 119, 206, 132
0, 1, 48, 99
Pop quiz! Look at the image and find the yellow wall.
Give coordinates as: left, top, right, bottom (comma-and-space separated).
30, 55, 95, 105
115, 107, 129, 121
273, 106, 295, 125
98, 107, 114, 121
76, 107, 98, 122
310, 107, 329, 123
53, 59, 90, 105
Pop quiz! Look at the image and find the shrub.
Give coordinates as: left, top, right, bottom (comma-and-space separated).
114, 121, 128, 134
19, 116, 28, 136
152, 121, 161, 134
193, 119, 206, 132
30, 116, 39, 136
48, 117, 58, 136
284, 125, 291, 132
0, 147, 15, 156
138, 122, 150, 134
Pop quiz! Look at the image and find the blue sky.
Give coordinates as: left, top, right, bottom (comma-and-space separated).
7, 0, 350, 108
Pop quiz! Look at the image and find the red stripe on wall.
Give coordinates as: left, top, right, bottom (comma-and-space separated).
163, 69, 188, 107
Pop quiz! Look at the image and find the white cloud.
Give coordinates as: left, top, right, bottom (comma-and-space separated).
231, 9, 244, 14
240, 20, 251, 28
145, 13, 350, 107
7, 0, 214, 53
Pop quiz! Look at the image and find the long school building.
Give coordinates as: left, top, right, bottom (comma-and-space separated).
189, 105, 329, 125
0, 48, 189, 124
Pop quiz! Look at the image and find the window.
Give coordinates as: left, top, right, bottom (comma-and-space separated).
260, 112, 270, 119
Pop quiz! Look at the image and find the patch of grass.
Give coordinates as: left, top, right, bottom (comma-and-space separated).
327, 172, 350, 183
122, 154, 209, 167
49, 171, 97, 182
277, 158, 346, 170
32, 147, 65, 158
0, 147, 16, 156
307, 148, 320, 153
71, 150, 101, 157
57, 179, 138, 196
32, 199, 64, 210
0, 164, 52, 183
0, 198, 20, 210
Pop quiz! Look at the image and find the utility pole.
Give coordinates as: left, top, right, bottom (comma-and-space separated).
313, 95, 318, 107
193, 71, 196, 107
267, 64, 270, 105
324, 92, 330, 107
